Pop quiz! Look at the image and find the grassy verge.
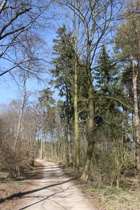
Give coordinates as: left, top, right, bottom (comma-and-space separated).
62, 166, 140, 210
0, 178, 29, 184
78, 183, 140, 210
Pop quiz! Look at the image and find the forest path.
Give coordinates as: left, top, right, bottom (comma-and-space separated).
16, 160, 97, 210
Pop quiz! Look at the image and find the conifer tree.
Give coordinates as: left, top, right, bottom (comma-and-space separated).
51, 25, 88, 168
51, 25, 75, 164
95, 45, 118, 96
94, 45, 126, 145
115, 1, 140, 169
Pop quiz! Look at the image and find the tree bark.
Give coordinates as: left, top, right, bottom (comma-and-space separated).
67, 121, 72, 164
81, 80, 95, 181
81, 40, 95, 181
132, 59, 140, 169
13, 71, 28, 150
74, 60, 80, 174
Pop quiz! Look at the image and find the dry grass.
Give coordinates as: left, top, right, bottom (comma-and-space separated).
62, 165, 140, 210
88, 186, 140, 210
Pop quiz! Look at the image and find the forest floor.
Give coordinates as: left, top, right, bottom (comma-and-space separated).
62, 166, 140, 210
0, 160, 140, 210
0, 160, 96, 210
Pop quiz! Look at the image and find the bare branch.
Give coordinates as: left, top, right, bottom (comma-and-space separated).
0, 0, 7, 13
0, 8, 30, 39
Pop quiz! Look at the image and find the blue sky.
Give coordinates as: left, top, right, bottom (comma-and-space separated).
0, 30, 59, 105
0, 75, 40, 104
0, 69, 60, 104
0, 0, 119, 105
0, 4, 66, 105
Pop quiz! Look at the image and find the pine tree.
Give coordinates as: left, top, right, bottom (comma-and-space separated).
95, 45, 118, 96
50, 25, 75, 164
115, 2, 140, 169
51, 25, 89, 169
94, 45, 125, 143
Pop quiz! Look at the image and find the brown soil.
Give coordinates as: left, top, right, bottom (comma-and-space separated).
0, 161, 44, 210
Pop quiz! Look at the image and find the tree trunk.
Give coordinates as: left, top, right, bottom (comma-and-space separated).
67, 121, 72, 164
73, 0, 80, 175
81, 82, 95, 181
13, 68, 29, 150
81, 42, 95, 180
74, 60, 80, 174
40, 138, 43, 159
132, 59, 140, 169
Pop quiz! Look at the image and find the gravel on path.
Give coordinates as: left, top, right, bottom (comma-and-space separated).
15, 160, 98, 210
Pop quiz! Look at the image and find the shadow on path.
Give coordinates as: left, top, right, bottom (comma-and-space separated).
19, 191, 64, 209
0, 178, 76, 204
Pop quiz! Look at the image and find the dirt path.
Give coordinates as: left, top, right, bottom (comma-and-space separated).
15, 160, 97, 210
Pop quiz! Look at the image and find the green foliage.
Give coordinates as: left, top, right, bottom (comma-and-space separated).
115, 15, 140, 60
51, 25, 75, 97
94, 45, 125, 133
95, 45, 119, 96
39, 88, 55, 105
50, 26, 76, 122
38, 88, 56, 137
51, 25, 88, 120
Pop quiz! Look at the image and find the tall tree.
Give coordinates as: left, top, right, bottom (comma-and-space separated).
73, 5, 80, 174
13, 32, 47, 150
51, 24, 89, 170
51, 25, 75, 164
115, 0, 140, 169
38, 88, 56, 159
95, 45, 128, 143
58, 0, 123, 181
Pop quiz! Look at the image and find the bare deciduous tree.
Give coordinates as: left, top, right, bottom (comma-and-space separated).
0, 0, 53, 76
